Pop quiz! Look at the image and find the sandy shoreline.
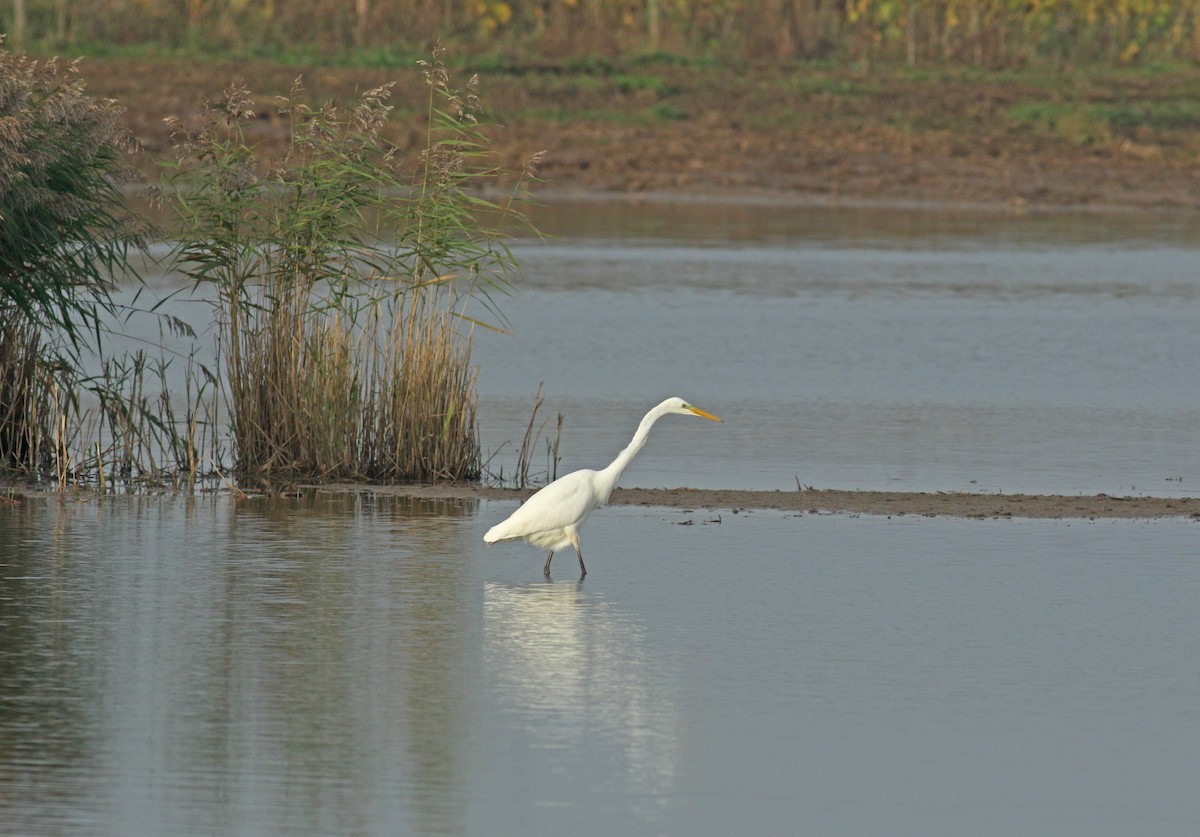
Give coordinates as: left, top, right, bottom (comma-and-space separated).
330, 484, 1200, 520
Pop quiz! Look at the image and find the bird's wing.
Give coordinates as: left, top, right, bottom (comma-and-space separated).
489, 470, 599, 540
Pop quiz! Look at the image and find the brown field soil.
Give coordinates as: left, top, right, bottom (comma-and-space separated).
77, 54, 1200, 211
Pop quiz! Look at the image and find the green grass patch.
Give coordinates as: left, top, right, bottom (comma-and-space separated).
532, 72, 676, 98
1009, 97, 1200, 144
611, 74, 676, 96
628, 50, 724, 70
30, 38, 432, 70
1090, 100, 1200, 130
520, 107, 658, 125
783, 74, 878, 97
1008, 101, 1113, 145
650, 102, 688, 120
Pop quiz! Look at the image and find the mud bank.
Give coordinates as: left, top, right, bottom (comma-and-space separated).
343, 484, 1200, 519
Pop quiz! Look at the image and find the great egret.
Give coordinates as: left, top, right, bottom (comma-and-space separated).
484, 397, 722, 576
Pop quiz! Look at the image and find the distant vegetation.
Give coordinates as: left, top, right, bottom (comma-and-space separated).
7, 0, 1200, 67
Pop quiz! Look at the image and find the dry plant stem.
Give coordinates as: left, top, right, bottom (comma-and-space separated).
550, 413, 563, 482
516, 382, 545, 490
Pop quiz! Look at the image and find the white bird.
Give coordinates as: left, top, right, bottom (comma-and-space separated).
484, 397, 722, 576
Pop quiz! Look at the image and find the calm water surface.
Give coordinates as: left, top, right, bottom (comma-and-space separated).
475, 201, 1200, 495
2, 494, 1198, 836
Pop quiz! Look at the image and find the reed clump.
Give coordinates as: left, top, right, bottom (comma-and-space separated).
0, 45, 191, 486
165, 52, 533, 483
2, 310, 219, 488
0, 317, 53, 474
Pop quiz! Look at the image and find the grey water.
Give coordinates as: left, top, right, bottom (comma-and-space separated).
470, 200, 1200, 496
2, 494, 1199, 836
10, 200, 1199, 835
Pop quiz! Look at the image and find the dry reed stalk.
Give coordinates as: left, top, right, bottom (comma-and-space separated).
372, 286, 479, 481
549, 411, 563, 482
515, 382, 546, 489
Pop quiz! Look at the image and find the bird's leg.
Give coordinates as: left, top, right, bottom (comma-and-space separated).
570, 532, 586, 577
544, 550, 554, 576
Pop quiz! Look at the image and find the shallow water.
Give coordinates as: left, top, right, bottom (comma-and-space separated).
2, 494, 1198, 836
472, 200, 1200, 496
14, 200, 1199, 835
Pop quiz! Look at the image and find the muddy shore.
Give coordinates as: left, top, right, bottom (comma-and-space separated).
4, 483, 1195, 518
329, 484, 1200, 519
5, 483, 1196, 518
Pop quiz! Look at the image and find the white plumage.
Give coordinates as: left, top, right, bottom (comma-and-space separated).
484, 397, 722, 575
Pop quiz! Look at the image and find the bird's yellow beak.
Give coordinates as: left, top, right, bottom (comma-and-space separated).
687, 405, 723, 423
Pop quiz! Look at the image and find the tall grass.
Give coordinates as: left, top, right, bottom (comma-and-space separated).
165, 52, 535, 483
87, 349, 220, 487
0, 317, 52, 474
0, 44, 191, 487
0, 309, 220, 488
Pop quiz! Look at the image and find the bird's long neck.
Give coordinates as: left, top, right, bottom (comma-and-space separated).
594, 406, 665, 503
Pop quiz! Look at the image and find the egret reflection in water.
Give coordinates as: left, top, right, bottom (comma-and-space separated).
483, 580, 681, 798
